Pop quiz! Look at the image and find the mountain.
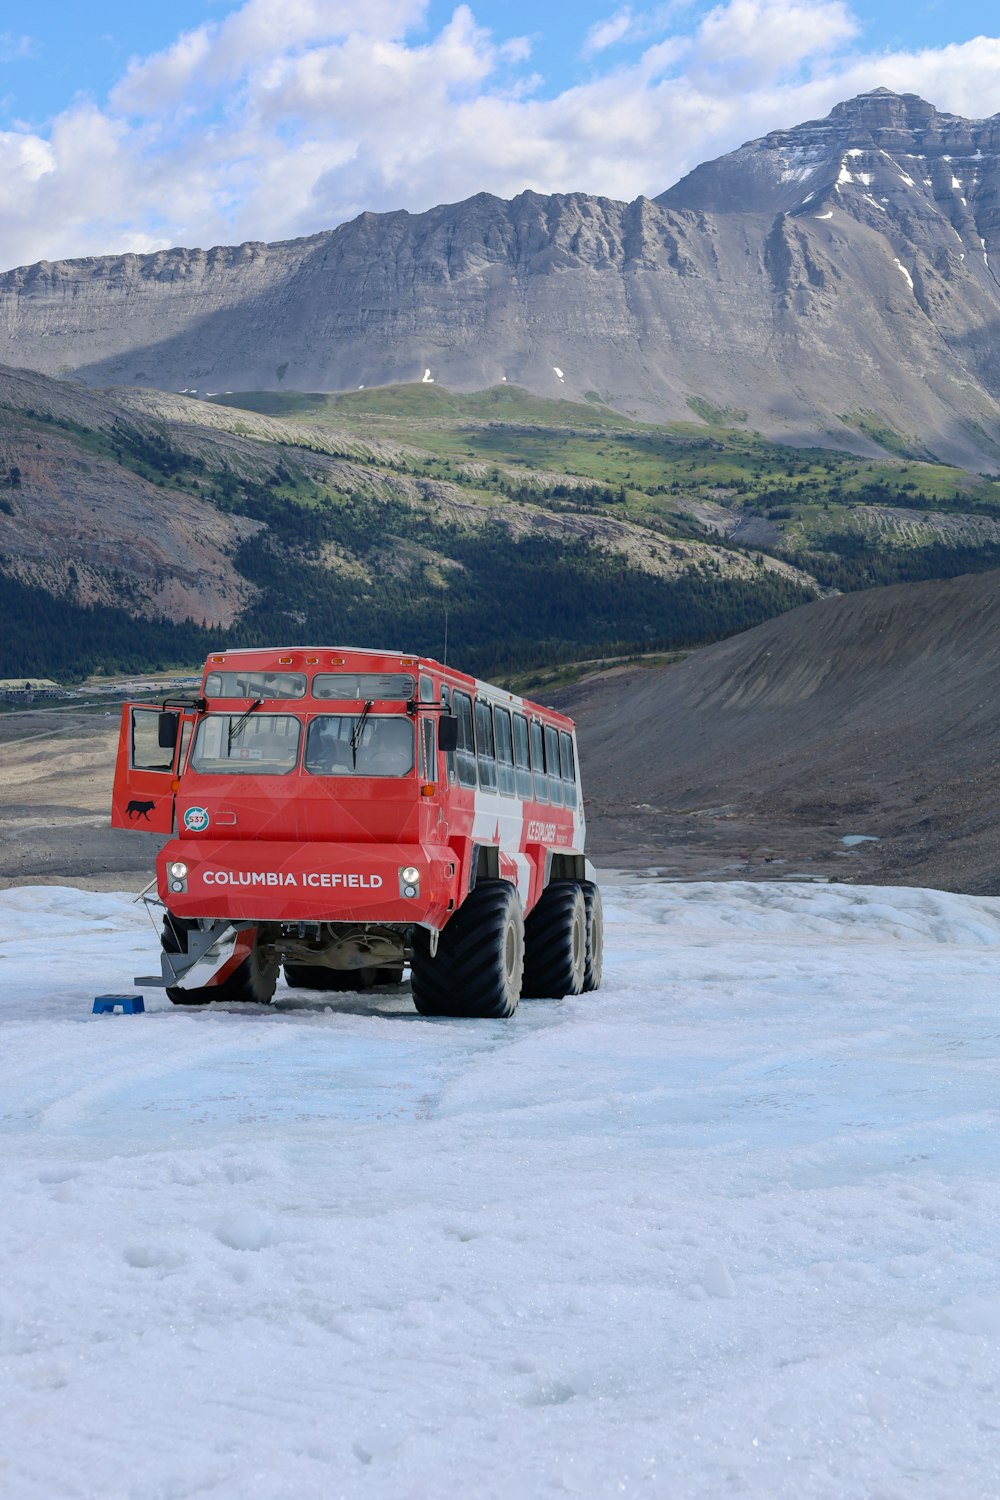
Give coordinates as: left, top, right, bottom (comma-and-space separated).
2, 90, 1000, 468
553, 567, 1000, 894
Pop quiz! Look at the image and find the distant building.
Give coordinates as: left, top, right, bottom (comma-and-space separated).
0, 677, 64, 702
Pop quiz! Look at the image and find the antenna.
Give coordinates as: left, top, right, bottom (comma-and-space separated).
443, 606, 449, 666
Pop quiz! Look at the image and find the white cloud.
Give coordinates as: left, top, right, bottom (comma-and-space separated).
696, 0, 858, 76
582, 7, 638, 56
0, 32, 36, 63
0, 0, 998, 271
581, 3, 701, 59
111, 0, 429, 113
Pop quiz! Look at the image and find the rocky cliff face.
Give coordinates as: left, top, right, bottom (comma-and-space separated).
2, 90, 1000, 467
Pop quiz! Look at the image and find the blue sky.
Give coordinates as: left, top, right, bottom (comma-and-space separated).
0, 0, 997, 268
2, 2, 993, 122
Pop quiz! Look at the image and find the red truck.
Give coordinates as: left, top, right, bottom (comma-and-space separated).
112, 646, 602, 1017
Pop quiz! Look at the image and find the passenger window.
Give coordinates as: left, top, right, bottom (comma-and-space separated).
560, 730, 578, 809
475, 700, 498, 792
454, 691, 477, 788
529, 720, 548, 803
513, 713, 532, 800
419, 676, 435, 703
441, 686, 456, 784
205, 670, 306, 700
312, 673, 413, 700
494, 707, 515, 797
545, 725, 563, 807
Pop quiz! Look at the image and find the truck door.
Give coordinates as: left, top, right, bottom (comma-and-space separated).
110, 704, 190, 833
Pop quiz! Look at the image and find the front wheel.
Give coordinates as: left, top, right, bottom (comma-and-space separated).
411, 880, 523, 1019
521, 882, 587, 999
166, 925, 278, 1006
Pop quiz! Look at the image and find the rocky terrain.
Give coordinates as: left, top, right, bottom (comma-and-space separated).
0, 703, 158, 892
1, 90, 999, 468
552, 567, 1000, 894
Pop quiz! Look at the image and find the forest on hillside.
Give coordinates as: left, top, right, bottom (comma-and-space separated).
5, 381, 1000, 681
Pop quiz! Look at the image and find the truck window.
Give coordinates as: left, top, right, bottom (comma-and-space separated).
454, 691, 477, 788
560, 730, 578, 808
190, 714, 301, 775
475, 700, 497, 792
529, 720, 548, 803
494, 707, 515, 797
304, 715, 414, 777
204, 670, 306, 699
512, 713, 532, 799
131, 707, 175, 771
545, 725, 563, 807
312, 673, 415, 700
441, 686, 456, 784
421, 717, 437, 783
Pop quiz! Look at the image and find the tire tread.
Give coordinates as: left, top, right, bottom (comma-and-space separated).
411, 881, 522, 1018
522, 881, 587, 999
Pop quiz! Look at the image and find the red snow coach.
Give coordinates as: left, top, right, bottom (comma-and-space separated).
112, 646, 602, 1017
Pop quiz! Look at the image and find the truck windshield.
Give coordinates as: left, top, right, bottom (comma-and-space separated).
305, 715, 414, 777
190, 714, 301, 774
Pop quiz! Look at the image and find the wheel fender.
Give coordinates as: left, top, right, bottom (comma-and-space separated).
164, 923, 253, 990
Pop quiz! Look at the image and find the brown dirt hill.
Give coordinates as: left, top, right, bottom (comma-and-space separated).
554, 571, 1000, 894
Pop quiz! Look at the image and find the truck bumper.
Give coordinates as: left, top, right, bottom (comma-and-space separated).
157, 839, 458, 928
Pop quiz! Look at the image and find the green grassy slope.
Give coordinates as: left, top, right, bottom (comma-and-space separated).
4, 375, 1000, 681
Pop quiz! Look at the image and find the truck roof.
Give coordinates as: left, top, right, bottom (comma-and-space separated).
199, 647, 575, 729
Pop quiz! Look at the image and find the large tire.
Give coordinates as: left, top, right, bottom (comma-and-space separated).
165, 923, 278, 1006
162, 915, 206, 1006
521, 881, 587, 999
581, 882, 604, 993
411, 880, 523, 1019
161, 913, 197, 955
283, 963, 374, 992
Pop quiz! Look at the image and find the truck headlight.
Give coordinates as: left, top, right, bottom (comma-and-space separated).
169, 861, 188, 880
399, 865, 420, 898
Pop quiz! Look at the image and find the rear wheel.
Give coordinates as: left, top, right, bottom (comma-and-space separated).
411, 880, 523, 1019
521, 881, 587, 999
581, 882, 604, 993
165, 922, 278, 1006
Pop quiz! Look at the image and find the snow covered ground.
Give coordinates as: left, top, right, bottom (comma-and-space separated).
2, 880, 1000, 1499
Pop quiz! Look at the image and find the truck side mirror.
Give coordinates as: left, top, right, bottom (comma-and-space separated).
438, 715, 459, 753
157, 710, 180, 750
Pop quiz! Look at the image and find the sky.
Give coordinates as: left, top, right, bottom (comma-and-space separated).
0, 0, 997, 270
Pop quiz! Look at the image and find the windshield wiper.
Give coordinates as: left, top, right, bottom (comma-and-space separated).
228, 698, 262, 751
350, 699, 374, 769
